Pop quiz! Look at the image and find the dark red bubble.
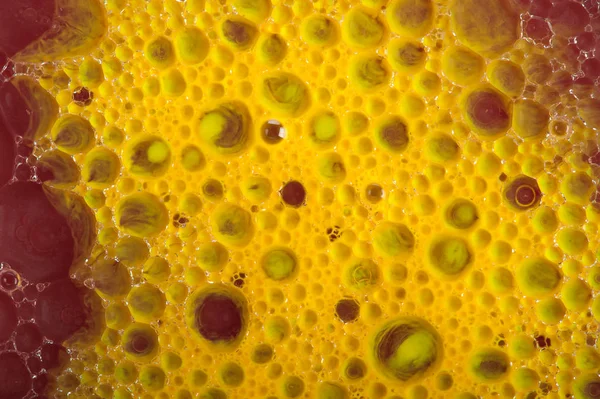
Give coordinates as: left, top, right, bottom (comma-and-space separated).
529, 0, 553, 17
0, 81, 32, 138
524, 17, 553, 45
18, 301, 36, 321
0, 291, 17, 342
576, 31, 597, 51
549, 1, 590, 37
0, 0, 55, 57
582, 58, 600, 79
262, 120, 286, 144
195, 293, 243, 342
34, 279, 87, 342
32, 373, 48, 393
15, 322, 43, 352
280, 181, 307, 207
27, 356, 42, 374
0, 352, 31, 399
0, 182, 74, 283
467, 90, 510, 132
335, 299, 360, 323
72, 87, 93, 107
39, 343, 68, 370
0, 270, 19, 290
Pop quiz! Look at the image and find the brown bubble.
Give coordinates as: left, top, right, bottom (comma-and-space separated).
0, 292, 17, 342
72, 87, 93, 106
0, 270, 19, 290
0, 352, 31, 399
585, 382, 600, 398
280, 181, 306, 207
202, 179, 224, 202
196, 293, 243, 342
262, 120, 286, 144
466, 89, 510, 136
14, 323, 43, 352
503, 175, 542, 211
335, 298, 360, 323
365, 184, 384, 204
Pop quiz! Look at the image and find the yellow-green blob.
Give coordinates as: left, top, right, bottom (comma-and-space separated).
344, 111, 369, 136
175, 27, 210, 65
51, 114, 95, 155
179, 193, 203, 217
574, 373, 600, 399
260, 72, 311, 117
251, 343, 274, 364
588, 267, 600, 290
441, 46, 485, 86
139, 365, 166, 391
103, 125, 124, 148
143, 77, 161, 97
400, 94, 426, 119
436, 372, 453, 391
124, 135, 172, 178
127, 284, 166, 323
387, 0, 434, 38
202, 178, 225, 202
142, 257, 170, 284
92, 259, 131, 299
412, 70, 441, 97
348, 55, 391, 91
210, 203, 254, 247
241, 175, 272, 203
181, 145, 206, 172
10, 76, 59, 141
220, 18, 258, 50
197, 101, 251, 156
509, 334, 536, 360
309, 111, 341, 149
561, 278, 592, 311
265, 315, 291, 343
467, 348, 510, 382
372, 222, 415, 258
145, 36, 175, 69
115, 192, 169, 238
79, 58, 104, 88
113, 387, 132, 399
232, 0, 272, 23
261, 247, 297, 281
559, 202, 586, 226
301, 15, 340, 48
114, 361, 138, 384
37, 150, 81, 188
199, 388, 227, 399
532, 206, 559, 234
370, 317, 443, 382
256, 34, 287, 65
121, 323, 159, 362
317, 152, 347, 183
160, 68, 187, 97
85, 189, 105, 209
535, 297, 566, 325
511, 368, 539, 392
445, 198, 478, 229
342, 7, 385, 49
343, 259, 381, 292
219, 362, 245, 387
116, 236, 150, 267
374, 116, 410, 153
195, 242, 229, 273
105, 303, 131, 330
487, 60, 525, 98
516, 257, 561, 298
425, 132, 460, 163
166, 282, 188, 304
556, 227, 589, 256
488, 267, 513, 294
576, 348, 600, 371
281, 375, 305, 398
82, 147, 120, 189
512, 100, 549, 140
388, 38, 427, 75
427, 236, 472, 279
317, 382, 349, 399
342, 357, 368, 381
561, 172, 595, 205
161, 351, 183, 371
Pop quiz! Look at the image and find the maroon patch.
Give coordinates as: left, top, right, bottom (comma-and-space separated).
0, 291, 17, 342
0, 0, 55, 57
0, 352, 31, 399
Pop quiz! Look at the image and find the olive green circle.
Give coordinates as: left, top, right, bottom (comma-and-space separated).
261, 248, 297, 281
427, 236, 472, 279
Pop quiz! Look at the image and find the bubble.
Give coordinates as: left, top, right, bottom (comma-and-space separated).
512, 100, 550, 140
202, 178, 225, 202
262, 120, 286, 144
116, 236, 150, 267
122, 323, 159, 362
0, 352, 31, 399
219, 362, 244, 387
145, 36, 175, 69
441, 45, 485, 86
561, 172, 594, 205
174, 27, 209, 65
503, 175, 542, 211
260, 72, 311, 117
241, 175, 272, 204
210, 203, 254, 247
251, 343, 274, 364
92, 258, 132, 299
301, 14, 340, 48
115, 192, 169, 238
372, 222, 414, 258
461, 85, 511, 139
308, 110, 341, 149
185, 284, 248, 351
424, 132, 460, 164
317, 382, 349, 399
127, 283, 166, 323
343, 258, 380, 292
161, 68, 187, 97
371, 317, 443, 382
79, 58, 104, 87
82, 147, 120, 188
256, 34, 287, 66
486, 60, 525, 98
445, 198, 478, 229
535, 297, 566, 325
317, 152, 347, 183
281, 375, 305, 398
139, 365, 166, 391
51, 114, 95, 155
556, 227, 589, 256
516, 257, 561, 298
532, 206, 559, 234
261, 247, 298, 281
561, 278, 592, 311
232, 0, 272, 23
511, 367, 539, 392
181, 145, 206, 172
374, 116, 410, 153
387, 38, 427, 75
467, 348, 510, 382
427, 235, 472, 279
37, 149, 81, 188
574, 373, 600, 399
219, 18, 258, 51
197, 101, 252, 156
335, 298, 360, 323
200, 388, 228, 399
341, 7, 384, 49
387, 0, 434, 38
348, 54, 391, 91
124, 135, 171, 178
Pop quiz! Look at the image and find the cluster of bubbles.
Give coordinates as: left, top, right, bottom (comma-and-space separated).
3, 0, 600, 398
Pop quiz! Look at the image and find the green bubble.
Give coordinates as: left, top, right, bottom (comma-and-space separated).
561, 278, 592, 311
425, 132, 460, 163
114, 361, 137, 384
175, 27, 209, 65
593, 297, 600, 322
256, 33, 287, 66
310, 111, 341, 148
574, 373, 600, 399
219, 362, 244, 387
510, 367, 539, 392
197, 102, 251, 156
51, 114, 95, 155
488, 267, 514, 294
445, 198, 478, 229
113, 387, 133, 399
127, 283, 166, 323
210, 203, 254, 247
260, 72, 311, 117
196, 242, 229, 272
535, 297, 566, 325
142, 257, 170, 284
190, 369, 208, 388
349, 54, 391, 91
220, 18, 258, 50
200, 388, 228, 399
556, 227, 589, 256
161, 351, 182, 371
427, 236, 472, 279
301, 14, 339, 47
175, 389, 193, 399
576, 347, 600, 371
468, 348, 510, 382
265, 316, 290, 343
371, 317, 443, 382
342, 357, 367, 380
436, 371, 453, 391
241, 175, 272, 203
145, 36, 175, 69
408, 385, 429, 399
587, 267, 600, 290
105, 303, 131, 330
343, 259, 381, 292
374, 116, 409, 153
455, 393, 478, 399
181, 145, 206, 172
344, 111, 369, 136
342, 7, 384, 49
251, 343, 274, 364
116, 236, 150, 267
261, 247, 297, 281
318, 152, 347, 183
372, 222, 415, 258
281, 375, 305, 398
202, 178, 224, 202
139, 365, 166, 391
121, 323, 159, 361
317, 382, 349, 399
508, 334, 535, 360
516, 257, 561, 297
560, 171, 594, 205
